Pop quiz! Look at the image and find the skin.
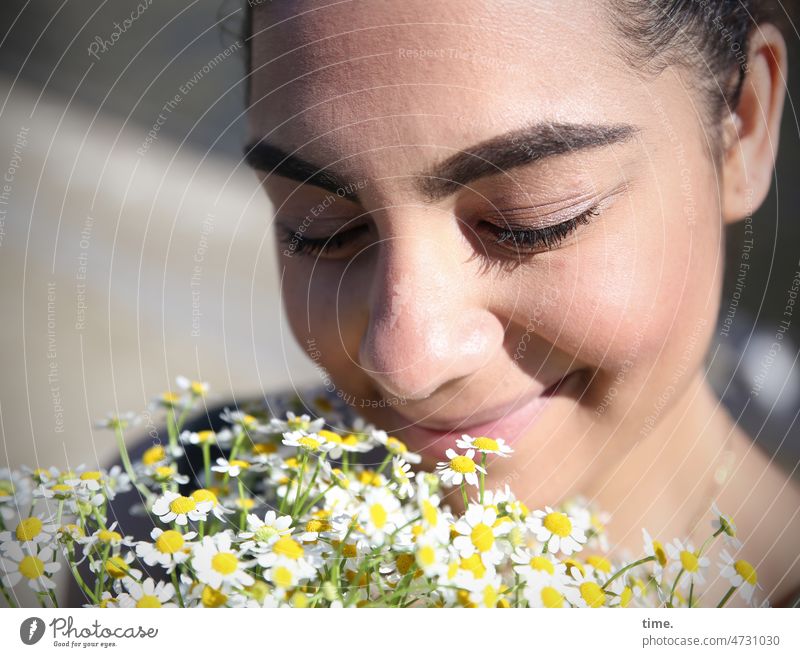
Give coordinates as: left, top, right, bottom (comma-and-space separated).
247, 1, 800, 605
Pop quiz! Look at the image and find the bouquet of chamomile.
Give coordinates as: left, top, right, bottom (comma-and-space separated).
0, 378, 762, 608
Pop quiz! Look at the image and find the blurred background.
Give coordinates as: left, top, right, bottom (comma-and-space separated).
0, 0, 798, 480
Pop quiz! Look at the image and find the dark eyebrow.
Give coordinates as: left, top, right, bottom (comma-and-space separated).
243, 141, 360, 200
419, 122, 639, 200
244, 121, 638, 203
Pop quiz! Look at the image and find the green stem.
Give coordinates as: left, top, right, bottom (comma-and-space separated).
171, 570, 185, 607
376, 453, 392, 476
237, 480, 247, 531
295, 457, 322, 514
202, 442, 211, 487
460, 482, 469, 509
668, 568, 685, 607
717, 586, 737, 608
290, 453, 308, 516
602, 556, 656, 591
113, 425, 152, 503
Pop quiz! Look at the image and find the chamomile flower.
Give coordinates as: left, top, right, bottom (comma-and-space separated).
0, 514, 57, 549
510, 548, 567, 581
190, 488, 232, 521
266, 412, 325, 435
94, 411, 140, 431
718, 549, 760, 604
282, 430, 335, 454
152, 490, 212, 526
0, 543, 61, 592
358, 488, 403, 545
239, 510, 293, 552
666, 539, 710, 588
642, 528, 669, 577
711, 502, 742, 549
455, 434, 513, 457
569, 571, 610, 608
136, 528, 196, 572
118, 577, 177, 608
436, 448, 485, 487
524, 572, 577, 608
211, 457, 252, 478
375, 433, 422, 464
175, 375, 209, 397
389, 457, 416, 499
527, 507, 587, 556
414, 539, 448, 577
192, 534, 255, 590
452, 504, 510, 566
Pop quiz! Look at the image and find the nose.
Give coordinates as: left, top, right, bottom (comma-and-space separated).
357, 231, 503, 401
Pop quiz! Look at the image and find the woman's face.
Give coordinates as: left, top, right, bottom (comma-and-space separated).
249, 0, 724, 502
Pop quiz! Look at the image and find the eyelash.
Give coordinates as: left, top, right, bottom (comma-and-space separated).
483, 206, 600, 253
280, 206, 599, 258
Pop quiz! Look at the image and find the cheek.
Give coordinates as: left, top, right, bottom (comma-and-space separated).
281, 258, 371, 388
511, 175, 722, 378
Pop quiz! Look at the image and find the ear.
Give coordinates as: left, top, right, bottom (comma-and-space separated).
721, 23, 788, 223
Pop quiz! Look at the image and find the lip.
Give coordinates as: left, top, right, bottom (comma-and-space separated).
394, 370, 583, 458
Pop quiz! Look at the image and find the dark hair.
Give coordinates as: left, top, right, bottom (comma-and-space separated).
243, 1, 787, 137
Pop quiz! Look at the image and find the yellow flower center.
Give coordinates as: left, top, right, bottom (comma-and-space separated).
620, 586, 633, 608
201, 586, 227, 607
155, 530, 185, 554
255, 525, 280, 542
473, 437, 499, 452
680, 550, 699, 573
318, 430, 342, 443
273, 565, 294, 589
229, 459, 250, 470
541, 586, 565, 608
136, 595, 162, 608
543, 512, 572, 538
386, 437, 408, 453
653, 540, 668, 567
298, 436, 321, 451
470, 523, 494, 552
369, 503, 388, 529
80, 471, 103, 481
105, 557, 129, 579
16, 517, 43, 541
191, 488, 218, 505
586, 555, 612, 573
60, 523, 84, 538
449, 455, 476, 474
529, 556, 555, 574
142, 446, 165, 465
155, 466, 175, 478
305, 519, 323, 533
421, 500, 439, 526
51, 483, 72, 494
482, 584, 498, 608
195, 431, 215, 444
273, 536, 304, 560
460, 554, 486, 579
19, 555, 46, 580
253, 442, 276, 455
162, 392, 180, 404
169, 496, 197, 515
734, 560, 758, 586
396, 553, 415, 575
580, 581, 607, 608
211, 552, 239, 575
417, 545, 436, 567
189, 381, 206, 396
98, 529, 122, 543
341, 543, 358, 558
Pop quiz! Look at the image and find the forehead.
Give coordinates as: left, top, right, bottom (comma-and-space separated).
249, 0, 636, 173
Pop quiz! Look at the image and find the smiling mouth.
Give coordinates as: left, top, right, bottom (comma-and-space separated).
391, 370, 585, 454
